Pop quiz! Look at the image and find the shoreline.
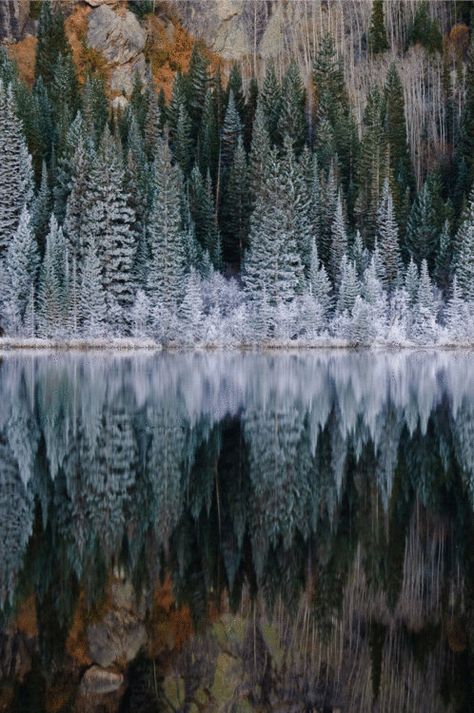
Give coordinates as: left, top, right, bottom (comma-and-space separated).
0, 337, 473, 352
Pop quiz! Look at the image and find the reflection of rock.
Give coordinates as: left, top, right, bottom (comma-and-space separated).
86, 5, 146, 95
84, 0, 119, 6
87, 583, 146, 667
80, 666, 123, 695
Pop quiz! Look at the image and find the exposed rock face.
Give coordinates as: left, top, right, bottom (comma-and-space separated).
86, 4, 146, 94
80, 666, 124, 695
175, 0, 251, 60
0, 0, 31, 42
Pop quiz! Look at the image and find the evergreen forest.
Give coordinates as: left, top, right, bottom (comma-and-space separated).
1, 1, 474, 346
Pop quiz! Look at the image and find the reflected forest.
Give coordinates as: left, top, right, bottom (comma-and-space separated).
0, 351, 473, 712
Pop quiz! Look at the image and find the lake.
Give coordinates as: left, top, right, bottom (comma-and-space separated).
0, 351, 473, 712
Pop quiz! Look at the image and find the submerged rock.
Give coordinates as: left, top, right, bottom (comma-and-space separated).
80, 665, 123, 695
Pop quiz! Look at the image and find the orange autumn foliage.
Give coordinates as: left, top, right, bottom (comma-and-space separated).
65, 591, 93, 667
15, 594, 38, 638
7, 35, 37, 86
145, 14, 223, 100
148, 576, 194, 656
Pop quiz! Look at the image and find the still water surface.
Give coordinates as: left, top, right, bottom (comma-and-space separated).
0, 351, 473, 712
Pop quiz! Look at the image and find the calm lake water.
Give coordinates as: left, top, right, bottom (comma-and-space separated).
0, 351, 473, 712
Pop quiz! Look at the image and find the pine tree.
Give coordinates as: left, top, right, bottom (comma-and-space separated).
309, 238, 332, 318
384, 63, 413, 199
277, 61, 306, 153
173, 103, 192, 176
0, 81, 34, 257
260, 63, 281, 146
221, 136, 250, 269
82, 127, 137, 327
31, 160, 51, 245
456, 222, 474, 302
368, 0, 389, 55
54, 111, 85, 224
197, 88, 219, 181
406, 176, 439, 266
318, 161, 338, 269
186, 43, 209, 140
147, 138, 186, 314
404, 257, 419, 307
37, 215, 68, 337
226, 63, 246, 127
455, 35, 474, 202
35, 3, 70, 86
189, 166, 221, 267
243, 147, 304, 310
220, 90, 243, 182
376, 178, 401, 290
144, 85, 162, 158
80, 235, 107, 337
351, 230, 370, 278
330, 192, 348, 285
82, 75, 108, 146
336, 255, 359, 314
355, 86, 386, 242
410, 259, 437, 342
178, 267, 204, 343
62, 131, 94, 262
1, 207, 39, 335
248, 100, 271, 208
434, 219, 452, 292
244, 76, 258, 151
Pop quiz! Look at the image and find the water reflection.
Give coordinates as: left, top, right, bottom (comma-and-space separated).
0, 351, 473, 712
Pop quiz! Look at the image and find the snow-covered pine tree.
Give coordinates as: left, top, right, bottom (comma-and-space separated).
82, 127, 137, 331
406, 176, 439, 266
243, 147, 304, 312
189, 166, 221, 268
280, 136, 313, 273
404, 257, 419, 308
318, 162, 338, 269
37, 215, 68, 338
178, 267, 203, 344
1, 207, 39, 335
309, 238, 332, 319
336, 255, 359, 315
376, 178, 401, 290
62, 131, 94, 263
147, 137, 186, 318
455, 220, 474, 302
0, 81, 34, 258
434, 218, 452, 293
31, 160, 51, 245
444, 275, 471, 341
144, 84, 162, 159
351, 230, 370, 278
80, 235, 107, 338
410, 259, 438, 342
330, 191, 348, 285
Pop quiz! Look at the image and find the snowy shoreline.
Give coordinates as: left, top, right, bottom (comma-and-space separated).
1, 337, 473, 352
